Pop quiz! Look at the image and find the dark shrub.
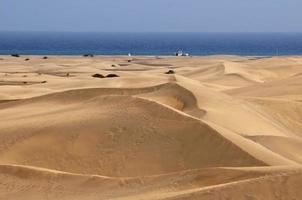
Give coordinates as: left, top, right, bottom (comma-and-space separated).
11, 54, 20, 57
25, 58, 30, 61
165, 70, 175, 74
43, 56, 48, 59
83, 54, 94, 57
92, 73, 105, 78
106, 74, 119, 78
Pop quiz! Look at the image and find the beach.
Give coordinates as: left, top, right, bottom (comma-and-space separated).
0, 55, 301, 199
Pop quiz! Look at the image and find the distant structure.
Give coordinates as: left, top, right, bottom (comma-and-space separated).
128, 53, 132, 62
175, 50, 183, 56
175, 50, 190, 57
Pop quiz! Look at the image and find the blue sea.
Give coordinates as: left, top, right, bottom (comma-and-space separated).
1, 32, 302, 56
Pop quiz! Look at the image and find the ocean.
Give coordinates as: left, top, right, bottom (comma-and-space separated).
0, 32, 302, 56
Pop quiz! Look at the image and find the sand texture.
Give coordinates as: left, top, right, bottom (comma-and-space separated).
0, 55, 301, 200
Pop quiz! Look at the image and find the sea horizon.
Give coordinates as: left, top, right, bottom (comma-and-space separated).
1, 32, 302, 56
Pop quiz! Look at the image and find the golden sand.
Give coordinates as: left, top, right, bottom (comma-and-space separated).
0, 55, 301, 199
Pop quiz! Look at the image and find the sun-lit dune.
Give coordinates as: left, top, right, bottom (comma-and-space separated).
0, 55, 301, 199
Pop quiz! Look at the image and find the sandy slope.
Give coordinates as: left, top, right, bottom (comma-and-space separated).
0, 55, 301, 199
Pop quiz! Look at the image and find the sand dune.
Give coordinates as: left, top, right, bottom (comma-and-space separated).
0, 55, 301, 199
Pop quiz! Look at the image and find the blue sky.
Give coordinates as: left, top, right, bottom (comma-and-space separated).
1, 0, 302, 32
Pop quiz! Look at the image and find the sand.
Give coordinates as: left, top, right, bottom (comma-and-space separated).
0, 55, 301, 199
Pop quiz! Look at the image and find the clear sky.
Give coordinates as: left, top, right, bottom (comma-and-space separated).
1, 0, 302, 32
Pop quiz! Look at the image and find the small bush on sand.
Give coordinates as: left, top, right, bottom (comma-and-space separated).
83, 54, 94, 57
106, 74, 119, 78
165, 70, 175, 74
11, 54, 20, 57
92, 73, 105, 78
